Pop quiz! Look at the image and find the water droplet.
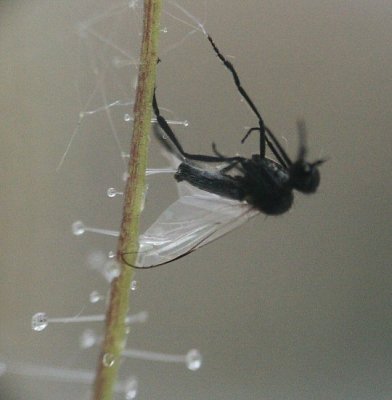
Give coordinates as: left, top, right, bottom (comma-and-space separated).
183, 120, 189, 127
31, 312, 48, 332
72, 221, 85, 236
130, 280, 138, 291
102, 353, 115, 367
124, 376, 138, 399
103, 260, 120, 282
186, 349, 202, 371
89, 290, 102, 303
107, 187, 117, 198
108, 250, 116, 259
124, 113, 131, 122
161, 27, 168, 33
79, 329, 97, 349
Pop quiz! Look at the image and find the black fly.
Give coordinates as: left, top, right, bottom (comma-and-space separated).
130, 35, 325, 268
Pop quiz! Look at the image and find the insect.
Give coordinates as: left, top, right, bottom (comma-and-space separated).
130, 35, 325, 269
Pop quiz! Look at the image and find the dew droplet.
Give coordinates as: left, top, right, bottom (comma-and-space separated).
124, 113, 131, 122
72, 221, 85, 235
103, 260, 120, 282
79, 329, 97, 349
161, 26, 168, 33
130, 280, 138, 291
89, 290, 102, 303
108, 250, 116, 259
185, 349, 202, 371
72, 222, 119, 237
31, 312, 48, 332
124, 376, 138, 399
107, 187, 117, 198
102, 353, 115, 367
183, 120, 189, 127
107, 188, 123, 198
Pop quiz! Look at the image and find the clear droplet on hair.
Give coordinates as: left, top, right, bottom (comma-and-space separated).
79, 329, 97, 349
103, 260, 121, 282
183, 120, 189, 127
186, 349, 202, 371
102, 353, 115, 367
124, 376, 138, 399
89, 290, 102, 303
31, 312, 48, 332
107, 188, 117, 198
124, 113, 131, 122
130, 280, 138, 291
72, 221, 85, 235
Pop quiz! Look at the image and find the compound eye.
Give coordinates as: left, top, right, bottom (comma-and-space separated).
291, 162, 320, 193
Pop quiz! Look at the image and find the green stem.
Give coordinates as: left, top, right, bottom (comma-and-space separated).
92, 1, 162, 399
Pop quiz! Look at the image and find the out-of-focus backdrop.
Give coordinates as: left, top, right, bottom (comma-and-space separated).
1, 1, 391, 399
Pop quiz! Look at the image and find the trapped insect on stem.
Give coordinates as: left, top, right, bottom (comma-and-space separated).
124, 34, 325, 269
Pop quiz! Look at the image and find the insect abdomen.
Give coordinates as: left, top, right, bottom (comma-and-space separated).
175, 163, 245, 201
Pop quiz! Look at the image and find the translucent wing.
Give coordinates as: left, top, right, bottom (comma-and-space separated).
133, 182, 259, 268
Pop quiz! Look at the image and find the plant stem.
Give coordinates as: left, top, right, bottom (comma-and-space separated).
92, 1, 162, 399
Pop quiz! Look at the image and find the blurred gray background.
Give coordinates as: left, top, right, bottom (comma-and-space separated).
1, 0, 391, 399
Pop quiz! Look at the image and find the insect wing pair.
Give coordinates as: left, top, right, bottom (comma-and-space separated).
135, 170, 260, 268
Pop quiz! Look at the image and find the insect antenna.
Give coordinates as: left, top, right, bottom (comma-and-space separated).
296, 119, 308, 160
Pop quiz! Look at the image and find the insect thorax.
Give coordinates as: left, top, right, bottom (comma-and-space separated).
242, 157, 294, 215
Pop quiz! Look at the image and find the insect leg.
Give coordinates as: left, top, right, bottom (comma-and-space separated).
153, 89, 243, 163
211, 142, 243, 173
207, 35, 266, 157
207, 35, 293, 167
